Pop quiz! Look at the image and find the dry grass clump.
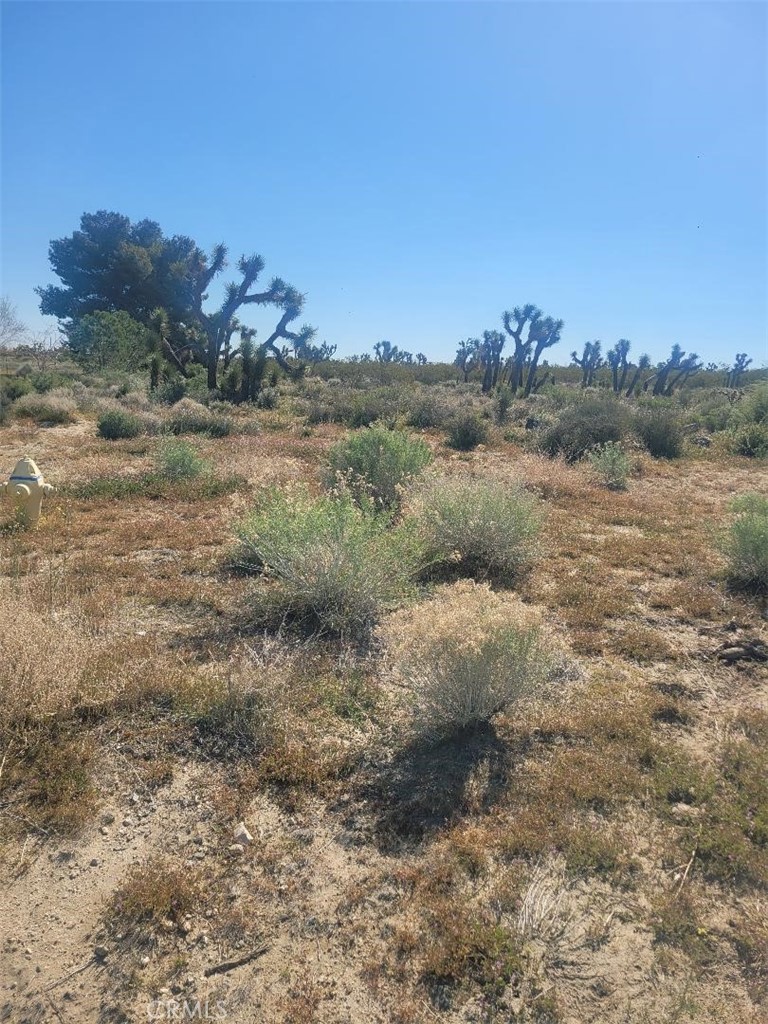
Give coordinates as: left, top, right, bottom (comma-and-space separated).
408, 472, 542, 582
12, 390, 77, 424
0, 588, 189, 731
380, 581, 553, 739
107, 855, 203, 937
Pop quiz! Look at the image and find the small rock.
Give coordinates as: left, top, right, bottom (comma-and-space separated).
228, 844, 245, 856
90, 858, 99, 867
233, 822, 253, 845
101, 813, 115, 825
93, 946, 108, 961
140, 956, 150, 968
100, 827, 109, 836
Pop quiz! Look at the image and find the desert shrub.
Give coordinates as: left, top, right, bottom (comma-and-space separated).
540, 397, 629, 462
730, 422, 768, 459
256, 385, 279, 410
0, 375, 32, 402
167, 397, 230, 436
327, 425, 432, 512
155, 377, 188, 405
155, 438, 208, 481
588, 441, 631, 489
380, 581, 550, 739
446, 412, 489, 450
733, 383, 768, 427
722, 494, 768, 594
235, 487, 425, 634
97, 408, 144, 440
634, 408, 684, 458
409, 473, 542, 580
12, 390, 77, 424
305, 386, 405, 427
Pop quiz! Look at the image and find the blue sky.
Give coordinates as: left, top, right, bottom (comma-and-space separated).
2, 1, 766, 365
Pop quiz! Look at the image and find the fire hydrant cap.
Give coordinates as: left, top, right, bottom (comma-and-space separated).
10, 457, 44, 483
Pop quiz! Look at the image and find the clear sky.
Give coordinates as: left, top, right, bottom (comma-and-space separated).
1, 1, 766, 366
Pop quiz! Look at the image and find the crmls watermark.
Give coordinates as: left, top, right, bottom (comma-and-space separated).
147, 998, 228, 1020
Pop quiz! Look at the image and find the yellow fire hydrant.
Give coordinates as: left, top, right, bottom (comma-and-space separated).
1, 457, 55, 528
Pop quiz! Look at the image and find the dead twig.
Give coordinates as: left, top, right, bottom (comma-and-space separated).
674, 846, 697, 898
44, 957, 96, 991
203, 944, 269, 977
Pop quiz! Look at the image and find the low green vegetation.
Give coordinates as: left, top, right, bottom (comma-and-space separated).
326, 424, 432, 512
588, 440, 631, 489
235, 486, 426, 635
723, 494, 768, 594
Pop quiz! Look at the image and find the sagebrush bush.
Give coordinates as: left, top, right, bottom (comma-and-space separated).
446, 411, 489, 450
409, 473, 542, 580
588, 441, 631, 489
12, 391, 77, 425
730, 422, 768, 459
380, 581, 550, 739
541, 398, 629, 462
97, 408, 144, 439
235, 487, 425, 634
327, 425, 432, 512
167, 397, 230, 436
634, 408, 684, 458
155, 437, 209, 481
722, 494, 768, 594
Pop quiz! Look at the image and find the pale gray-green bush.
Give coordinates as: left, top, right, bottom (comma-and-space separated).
235, 487, 425, 634
588, 441, 631, 490
723, 494, 768, 594
409, 473, 542, 580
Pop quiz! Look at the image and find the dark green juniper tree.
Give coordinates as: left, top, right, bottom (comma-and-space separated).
37, 210, 315, 389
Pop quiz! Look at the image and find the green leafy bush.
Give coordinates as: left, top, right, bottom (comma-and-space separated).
327, 425, 432, 512
0, 376, 32, 402
155, 438, 209, 481
634, 408, 684, 458
733, 383, 768, 427
730, 422, 768, 459
235, 487, 425, 634
588, 441, 631, 489
97, 408, 144, 440
409, 473, 542, 580
446, 412, 489, 451
723, 494, 768, 594
541, 397, 629, 462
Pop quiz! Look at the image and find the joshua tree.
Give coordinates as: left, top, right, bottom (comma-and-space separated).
606, 339, 632, 393
454, 338, 480, 382
524, 316, 564, 396
726, 353, 752, 388
625, 354, 651, 397
572, 340, 604, 387
645, 344, 702, 396
479, 330, 506, 393
501, 304, 539, 392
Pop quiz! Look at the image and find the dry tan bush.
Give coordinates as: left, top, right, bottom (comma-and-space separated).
12, 390, 77, 424
380, 581, 553, 739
